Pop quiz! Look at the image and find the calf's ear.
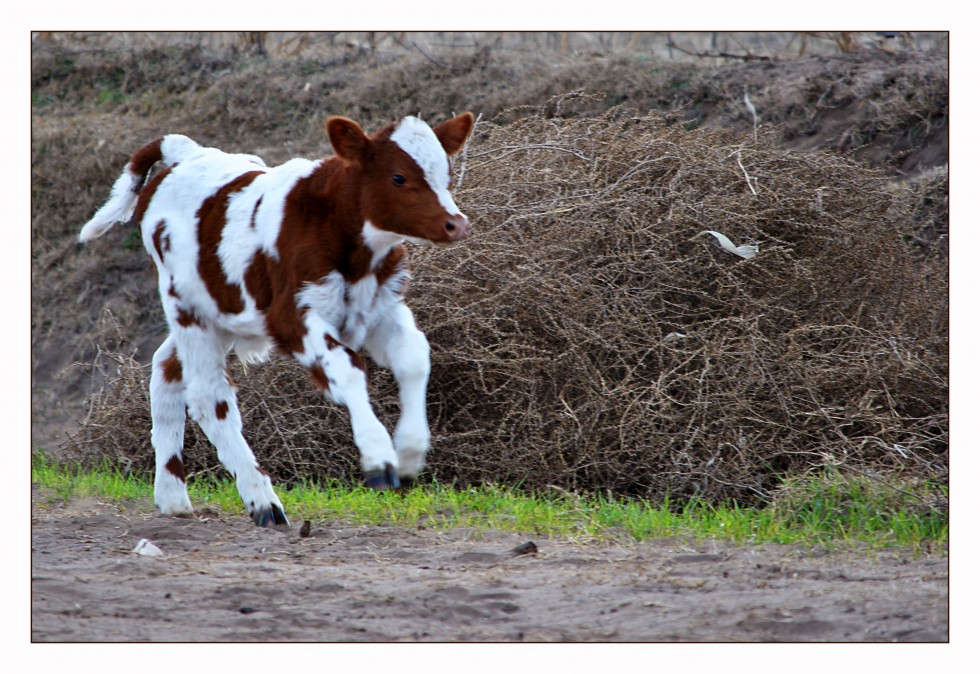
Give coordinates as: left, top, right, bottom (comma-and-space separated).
326, 117, 369, 162
433, 112, 475, 156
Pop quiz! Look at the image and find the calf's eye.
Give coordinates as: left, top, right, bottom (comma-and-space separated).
392, 174, 406, 186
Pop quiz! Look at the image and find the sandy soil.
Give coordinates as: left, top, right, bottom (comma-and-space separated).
31, 491, 947, 643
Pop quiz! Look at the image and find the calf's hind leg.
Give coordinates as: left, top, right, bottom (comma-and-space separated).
177, 328, 288, 527
150, 336, 193, 516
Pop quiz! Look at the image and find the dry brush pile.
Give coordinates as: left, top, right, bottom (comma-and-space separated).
68, 99, 948, 503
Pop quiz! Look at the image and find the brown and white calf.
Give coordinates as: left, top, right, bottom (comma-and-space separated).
79, 112, 475, 526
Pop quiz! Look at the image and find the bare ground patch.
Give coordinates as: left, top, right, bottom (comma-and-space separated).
31, 493, 947, 642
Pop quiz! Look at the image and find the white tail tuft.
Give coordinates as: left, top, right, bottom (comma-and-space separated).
78, 167, 143, 243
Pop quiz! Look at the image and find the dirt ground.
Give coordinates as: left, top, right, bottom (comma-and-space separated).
31, 490, 947, 643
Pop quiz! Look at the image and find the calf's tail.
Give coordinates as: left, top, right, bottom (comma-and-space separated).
78, 137, 166, 244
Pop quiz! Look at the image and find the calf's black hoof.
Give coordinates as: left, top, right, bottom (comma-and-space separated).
364, 463, 401, 490
252, 504, 289, 528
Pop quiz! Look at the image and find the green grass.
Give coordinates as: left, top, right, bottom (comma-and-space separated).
31, 453, 947, 554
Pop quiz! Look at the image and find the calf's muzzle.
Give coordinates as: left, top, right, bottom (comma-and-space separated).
444, 213, 470, 242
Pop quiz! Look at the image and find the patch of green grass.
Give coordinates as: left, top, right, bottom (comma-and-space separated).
121, 226, 143, 251
96, 87, 126, 106
32, 92, 56, 108
31, 453, 946, 554
32, 454, 148, 504
768, 467, 948, 551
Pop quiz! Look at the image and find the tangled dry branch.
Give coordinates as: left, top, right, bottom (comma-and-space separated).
67, 100, 948, 503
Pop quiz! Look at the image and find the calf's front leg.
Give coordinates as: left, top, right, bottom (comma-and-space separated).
364, 303, 431, 482
296, 316, 402, 489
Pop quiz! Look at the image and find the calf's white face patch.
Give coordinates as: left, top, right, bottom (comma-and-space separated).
390, 116, 462, 216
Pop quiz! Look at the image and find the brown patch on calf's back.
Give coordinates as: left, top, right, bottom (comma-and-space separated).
215, 400, 229, 420
244, 249, 274, 312
196, 171, 263, 315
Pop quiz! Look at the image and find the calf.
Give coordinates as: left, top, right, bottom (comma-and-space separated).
78, 112, 475, 526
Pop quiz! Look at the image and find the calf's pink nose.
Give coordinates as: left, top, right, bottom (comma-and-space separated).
445, 213, 470, 241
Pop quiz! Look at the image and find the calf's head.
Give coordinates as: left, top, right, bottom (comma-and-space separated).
326, 112, 475, 245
